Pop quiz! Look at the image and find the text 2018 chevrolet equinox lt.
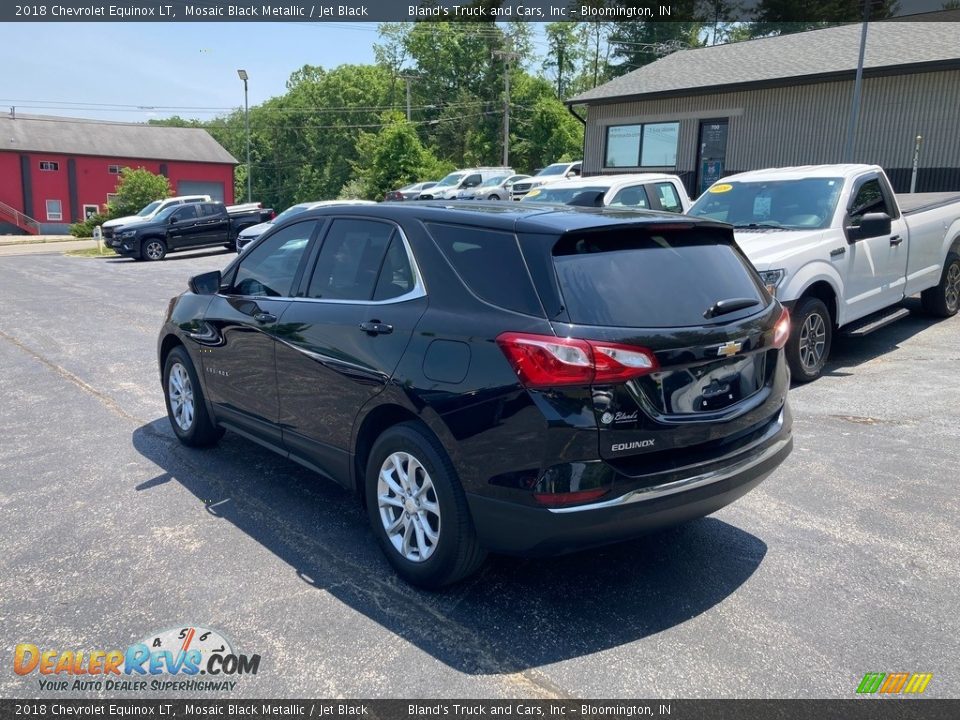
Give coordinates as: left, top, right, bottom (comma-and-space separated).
158, 202, 794, 587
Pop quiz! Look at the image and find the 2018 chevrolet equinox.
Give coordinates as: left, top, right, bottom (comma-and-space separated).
158, 202, 794, 587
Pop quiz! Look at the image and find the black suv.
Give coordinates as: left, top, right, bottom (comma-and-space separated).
158, 203, 793, 587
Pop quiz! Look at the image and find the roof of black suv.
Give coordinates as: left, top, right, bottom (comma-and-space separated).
296, 200, 730, 234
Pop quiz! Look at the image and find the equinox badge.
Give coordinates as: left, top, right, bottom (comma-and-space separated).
716, 341, 742, 357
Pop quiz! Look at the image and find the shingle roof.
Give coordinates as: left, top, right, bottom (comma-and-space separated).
570, 20, 960, 105
0, 114, 237, 164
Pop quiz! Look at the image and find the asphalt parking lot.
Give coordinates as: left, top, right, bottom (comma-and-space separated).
1, 248, 957, 699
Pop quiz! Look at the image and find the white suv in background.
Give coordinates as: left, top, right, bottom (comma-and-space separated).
510, 161, 582, 200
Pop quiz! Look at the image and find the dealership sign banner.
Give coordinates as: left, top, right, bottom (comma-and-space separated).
1, 0, 950, 23
1, 700, 960, 719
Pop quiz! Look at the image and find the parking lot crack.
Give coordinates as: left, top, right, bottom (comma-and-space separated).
0, 327, 148, 427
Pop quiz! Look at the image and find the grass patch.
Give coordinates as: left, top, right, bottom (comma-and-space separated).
66, 246, 118, 258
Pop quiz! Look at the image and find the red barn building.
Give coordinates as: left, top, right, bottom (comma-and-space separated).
0, 114, 237, 234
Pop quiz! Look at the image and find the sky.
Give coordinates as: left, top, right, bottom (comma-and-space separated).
0, 23, 436, 123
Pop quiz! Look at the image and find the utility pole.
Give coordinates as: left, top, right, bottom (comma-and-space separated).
493, 45, 519, 167
399, 74, 417, 121
843, 1, 870, 163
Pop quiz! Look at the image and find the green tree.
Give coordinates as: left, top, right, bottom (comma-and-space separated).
543, 22, 583, 98
608, 16, 706, 77
509, 74, 584, 172
107, 167, 172, 218
354, 113, 451, 200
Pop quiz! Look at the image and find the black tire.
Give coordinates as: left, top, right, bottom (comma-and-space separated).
921, 252, 960, 318
489, 194, 501, 201
365, 421, 486, 588
141, 238, 167, 261
162, 346, 223, 447
786, 296, 832, 383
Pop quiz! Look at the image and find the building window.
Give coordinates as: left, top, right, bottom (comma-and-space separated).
108, 165, 121, 174
46, 199, 63, 221
39, 161, 60, 171
604, 122, 680, 168
106, 193, 119, 206
83, 204, 100, 219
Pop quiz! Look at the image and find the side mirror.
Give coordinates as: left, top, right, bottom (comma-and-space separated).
846, 212, 891, 242
188, 270, 221, 296
169, 216, 178, 224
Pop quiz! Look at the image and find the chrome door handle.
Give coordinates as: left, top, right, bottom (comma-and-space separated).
890, 236, 903, 246
253, 312, 277, 324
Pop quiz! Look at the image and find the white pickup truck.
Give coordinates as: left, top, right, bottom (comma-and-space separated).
688, 164, 960, 381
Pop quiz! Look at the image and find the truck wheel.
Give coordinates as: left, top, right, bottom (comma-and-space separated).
365, 422, 486, 589
921, 252, 960, 318
489, 194, 501, 201
141, 238, 167, 261
786, 297, 832, 383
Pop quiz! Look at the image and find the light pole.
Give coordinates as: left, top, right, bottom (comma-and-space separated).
237, 69, 251, 203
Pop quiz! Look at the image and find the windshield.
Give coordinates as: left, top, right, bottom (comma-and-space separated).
522, 186, 607, 204
689, 178, 843, 230
153, 205, 180, 222
479, 175, 508, 188
436, 172, 466, 188
272, 204, 311, 224
138, 201, 162, 217
537, 164, 569, 177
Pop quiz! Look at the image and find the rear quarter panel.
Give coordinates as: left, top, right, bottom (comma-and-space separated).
903, 207, 960, 295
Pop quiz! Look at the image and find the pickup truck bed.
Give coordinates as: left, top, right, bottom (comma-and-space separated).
896, 193, 960, 215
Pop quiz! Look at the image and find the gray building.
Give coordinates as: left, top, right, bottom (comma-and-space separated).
568, 20, 960, 197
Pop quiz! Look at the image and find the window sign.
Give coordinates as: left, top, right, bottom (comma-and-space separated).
605, 125, 642, 168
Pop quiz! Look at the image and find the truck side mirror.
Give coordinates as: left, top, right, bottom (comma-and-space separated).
845, 212, 891, 242
169, 216, 178, 224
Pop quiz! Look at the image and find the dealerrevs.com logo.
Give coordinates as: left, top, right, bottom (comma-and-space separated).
14, 626, 261, 692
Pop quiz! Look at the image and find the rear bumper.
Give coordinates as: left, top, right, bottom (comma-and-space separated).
467, 411, 792, 555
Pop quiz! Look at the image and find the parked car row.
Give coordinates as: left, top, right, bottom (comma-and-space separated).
382, 160, 584, 203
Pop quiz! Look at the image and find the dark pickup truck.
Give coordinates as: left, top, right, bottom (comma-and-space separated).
107, 202, 273, 261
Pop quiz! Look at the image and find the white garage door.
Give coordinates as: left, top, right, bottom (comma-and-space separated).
177, 181, 225, 201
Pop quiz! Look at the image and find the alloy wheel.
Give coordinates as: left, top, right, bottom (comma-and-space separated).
377, 451, 441, 562
946, 262, 960, 313
168, 362, 195, 431
799, 312, 827, 373
145, 241, 165, 260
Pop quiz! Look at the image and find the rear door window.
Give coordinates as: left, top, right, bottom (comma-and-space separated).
428, 223, 543, 316
552, 228, 765, 327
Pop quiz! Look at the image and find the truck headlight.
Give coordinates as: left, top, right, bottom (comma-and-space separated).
120, 230, 137, 238
759, 269, 785, 296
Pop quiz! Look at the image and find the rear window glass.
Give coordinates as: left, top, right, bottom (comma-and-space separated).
427, 223, 543, 316
553, 228, 764, 327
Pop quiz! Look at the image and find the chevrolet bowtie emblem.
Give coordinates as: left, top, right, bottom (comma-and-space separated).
717, 341, 742, 357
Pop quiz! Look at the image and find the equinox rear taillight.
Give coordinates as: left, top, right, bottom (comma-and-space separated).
772, 307, 790, 349
496, 332, 659, 388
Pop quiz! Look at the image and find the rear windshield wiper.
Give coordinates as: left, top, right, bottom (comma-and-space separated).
704, 297, 760, 319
